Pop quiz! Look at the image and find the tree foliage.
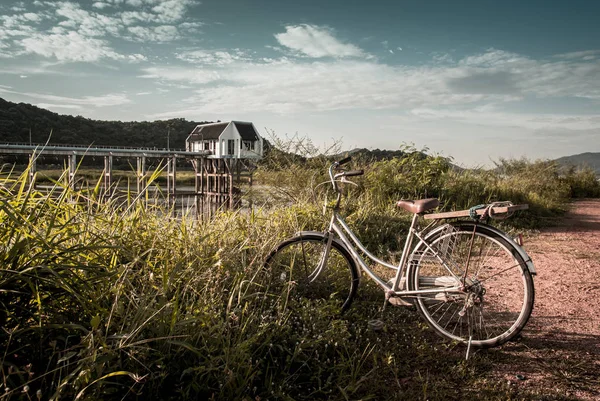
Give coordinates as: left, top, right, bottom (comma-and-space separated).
0, 97, 211, 149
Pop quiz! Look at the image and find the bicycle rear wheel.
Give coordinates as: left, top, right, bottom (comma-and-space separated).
409, 223, 534, 348
263, 233, 359, 313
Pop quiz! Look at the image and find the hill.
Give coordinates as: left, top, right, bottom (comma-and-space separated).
0, 97, 209, 149
555, 152, 600, 174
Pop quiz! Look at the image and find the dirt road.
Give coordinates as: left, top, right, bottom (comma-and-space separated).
487, 199, 600, 399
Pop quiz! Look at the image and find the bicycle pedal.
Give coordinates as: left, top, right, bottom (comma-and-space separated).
388, 297, 413, 307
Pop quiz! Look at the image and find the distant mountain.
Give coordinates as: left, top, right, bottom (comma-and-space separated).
341, 147, 406, 162
0, 97, 210, 149
555, 153, 600, 174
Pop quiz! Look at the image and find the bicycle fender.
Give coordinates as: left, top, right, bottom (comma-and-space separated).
293, 231, 350, 251
472, 223, 537, 275
413, 222, 537, 276
293, 231, 362, 276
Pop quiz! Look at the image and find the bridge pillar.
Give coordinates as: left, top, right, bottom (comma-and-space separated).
28, 152, 36, 188
104, 155, 112, 193
194, 158, 203, 218
166, 155, 176, 207
136, 156, 146, 195
68, 154, 77, 190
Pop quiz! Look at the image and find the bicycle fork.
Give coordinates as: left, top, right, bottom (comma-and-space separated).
308, 231, 334, 283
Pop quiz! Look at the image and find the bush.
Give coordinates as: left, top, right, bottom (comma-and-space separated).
562, 166, 600, 198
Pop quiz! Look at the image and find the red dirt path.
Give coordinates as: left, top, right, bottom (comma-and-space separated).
486, 199, 600, 400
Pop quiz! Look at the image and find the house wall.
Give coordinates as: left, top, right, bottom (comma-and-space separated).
232, 123, 263, 159
188, 139, 217, 154
216, 123, 237, 158
187, 122, 264, 159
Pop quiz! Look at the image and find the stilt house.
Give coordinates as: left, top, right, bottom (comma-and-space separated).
186, 121, 263, 159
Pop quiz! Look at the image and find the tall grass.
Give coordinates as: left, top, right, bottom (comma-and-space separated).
0, 166, 449, 401
1, 145, 597, 400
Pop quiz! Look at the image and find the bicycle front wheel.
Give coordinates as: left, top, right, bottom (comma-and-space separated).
409, 223, 534, 348
263, 233, 359, 313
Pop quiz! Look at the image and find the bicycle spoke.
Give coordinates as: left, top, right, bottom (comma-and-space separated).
414, 225, 533, 348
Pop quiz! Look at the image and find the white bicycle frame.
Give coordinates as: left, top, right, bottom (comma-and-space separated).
325, 210, 463, 298
309, 162, 465, 300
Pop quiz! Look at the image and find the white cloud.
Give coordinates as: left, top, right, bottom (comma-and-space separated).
0, 0, 202, 60
275, 25, 367, 58
0, 86, 131, 107
1, 13, 44, 29
176, 49, 249, 65
409, 107, 600, 131
141, 48, 600, 118
55, 2, 121, 37
151, 0, 196, 23
139, 66, 221, 84
127, 53, 147, 62
23, 13, 43, 22
92, 2, 112, 9
36, 103, 83, 110
20, 31, 123, 62
554, 50, 600, 60
127, 25, 180, 42
120, 10, 157, 25
179, 21, 203, 33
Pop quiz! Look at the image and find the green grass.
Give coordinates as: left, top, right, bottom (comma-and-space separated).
1, 149, 598, 400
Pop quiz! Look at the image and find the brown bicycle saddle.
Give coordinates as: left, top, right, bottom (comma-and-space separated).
396, 198, 439, 214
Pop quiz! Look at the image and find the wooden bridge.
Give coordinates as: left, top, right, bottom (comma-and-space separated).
0, 143, 252, 216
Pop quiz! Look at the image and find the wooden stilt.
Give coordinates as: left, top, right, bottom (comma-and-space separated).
104, 155, 112, 194
68, 154, 77, 190
136, 156, 146, 195
28, 152, 36, 188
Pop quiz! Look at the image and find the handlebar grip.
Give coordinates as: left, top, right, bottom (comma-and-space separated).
344, 170, 364, 177
337, 156, 352, 165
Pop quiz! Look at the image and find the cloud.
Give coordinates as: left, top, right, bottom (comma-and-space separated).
408, 107, 600, 131
554, 50, 600, 60
0, 0, 203, 61
176, 49, 249, 65
92, 2, 112, 9
446, 71, 521, 95
179, 21, 203, 33
151, 0, 197, 23
274, 25, 367, 58
0, 86, 131, 107
139, 66, 222, 84
456, 49, 600, 100
127, 25, 180, 42
19, 31, 123, 61
140, 47, 600, 120
36, 103, 83, 110
55, 2, 122, 37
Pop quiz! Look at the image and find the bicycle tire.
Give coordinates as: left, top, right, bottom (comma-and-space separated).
408, 222, 534, 348
263, 233, 359, 313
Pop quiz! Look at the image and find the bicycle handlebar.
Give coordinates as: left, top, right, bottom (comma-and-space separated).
328, 159, 363, 209
343, 170, 364, 177
337, 156, 352, 166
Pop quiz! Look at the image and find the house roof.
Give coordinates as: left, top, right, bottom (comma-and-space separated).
233, 122, 259, 141
187, 121, 260, 141
188, 122, 229, 140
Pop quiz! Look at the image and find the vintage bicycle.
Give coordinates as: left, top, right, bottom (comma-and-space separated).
263, 157, 535, 350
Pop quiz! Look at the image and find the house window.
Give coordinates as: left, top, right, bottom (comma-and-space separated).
227, 139, 235, 155
243, 141, 255, 151
204, 141, 210, 150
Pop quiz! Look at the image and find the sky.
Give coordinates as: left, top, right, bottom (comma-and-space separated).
0, 0, 599, 166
